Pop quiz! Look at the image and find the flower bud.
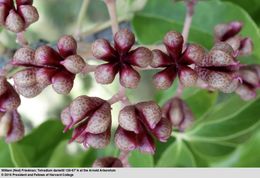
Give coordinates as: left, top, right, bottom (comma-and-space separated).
118, 105, 140, 134
178, 66, 198, 87
152, 117, 171, 142
150, 49, 172, 68
91, 39, 117, 61
61, 55, 86, 74
119, 64, 140, 88
211, 42, 234, 56
12, 47, 35, 65
4, 110, 24, 143
138, 133, 155, 154
163, 31, 183, 59
94, 63, 118, 84
35, 68, 56, 87
15, 84, 43, 98
214, 21, 242, 41
182, 44, 205, 65
226, 35, 241, 51
13, 68, 37, 87
51, 71, 74, 94
114, 29, 135, 54
16, 0, 33, 6
92, 157, 123, 167
57, 35, 77, 58
85, 128, 111, 149
115, 126, 137, 151
35, 45, 63, 66
153, 66, 177, 90
128, 47, 152, 68
239, 67, 259, 87
162, 97, 193, 131
0, 85, 21, 111
18, 5, 39, 27
135, 101, 161, 130
5, 9, 24, 33
239, 38, 253, 56
236, 84, 256, 101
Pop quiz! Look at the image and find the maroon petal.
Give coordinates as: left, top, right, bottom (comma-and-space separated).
57, 35, 77, 58
114, 126, 137, 151
127, 47, 152, 68
5, 9, 25, 33
150, 49, 172, 68
92, 39, 117, 61
114, 29, 135, 54
119, 64, 140, 88
214, 21, 243, 41
16, 0, 33, 6
12, 47, 35, 66
152, 117, 172, 142
137, 133, 155, 154
17, 5, 39, 27
35, 45, 63, 66
85, 128, 111, 149
178, 66, 198, 87
236, 84, 256, 101
51, 71, 75, 94
163, 31, 183, 60
239, 37, 253, 56
181, 44, 205, 65
153, 66, 177, 90
94, 62, 119, 84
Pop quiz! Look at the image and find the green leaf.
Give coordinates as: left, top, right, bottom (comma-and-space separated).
132, 0, 260, 63
47, 140, 96, 167
157, 140, 196, 167
8, 120, 70, 167
0, 140, 14, 167
128, 150, 154, 167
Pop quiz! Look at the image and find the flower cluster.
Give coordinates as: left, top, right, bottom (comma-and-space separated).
92, 29, 153, 88
151, 31, 205, 89
0, 0, 39, 33
12, 35, 86, 97
61, 96, 112, 149
115, 101, 171, 154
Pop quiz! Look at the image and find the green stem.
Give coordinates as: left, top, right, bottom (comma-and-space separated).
74, 0, 90, 38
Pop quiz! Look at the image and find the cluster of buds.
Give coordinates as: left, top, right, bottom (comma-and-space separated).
92, 29, 153, 88
12, 35, 86, 97
0, 76, 24, 143
0, 0, 39, 33
214, 21, 253, 56
115, 101, 171, 154
92, 157, 123, 167
60, 96, 112, 149
162, 97, 193, 131
151, 31, 204, 89
236, 65, 260, 100
195, 42, 241, 93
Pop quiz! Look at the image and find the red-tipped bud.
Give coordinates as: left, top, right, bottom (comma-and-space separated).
85, 102, 111, 134
5, 9, 24, 33
118, 105, 140, 134
5, 110, 24, 143
57, 35, 77, 58
114, 29, 135, 54
119, 64, 140, 88
115, 126, 137, 151
94, 63, 118, 84
150, 49, 172, 68
182, 44, 205, 65
35, 68, 56, 87
152, 117, 171, 142
239, 38, 253, 56
178, 66, 198, 87
13, 68, 37, 87
239, 67, 259, 87
135, 101, 161, 130
236, 84, 256, 101
18, 5, 39, 27
12, 47, 35, 65
215, 21, 243, 41
128, 47, 152, 68
153, 66, 177, 90
61, 55, 86, 74
51, 71, 74, 94
138, 133, 155, 154
163, 31, 183, 59
0, 85, 20, 111
35, 45, 63, 66
226, 35, 241, 51
162, 97, 193, 131
92, 157, 123, 167
92, 39, 117, 61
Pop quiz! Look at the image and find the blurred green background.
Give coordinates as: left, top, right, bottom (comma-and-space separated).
1, 0, 260, 167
